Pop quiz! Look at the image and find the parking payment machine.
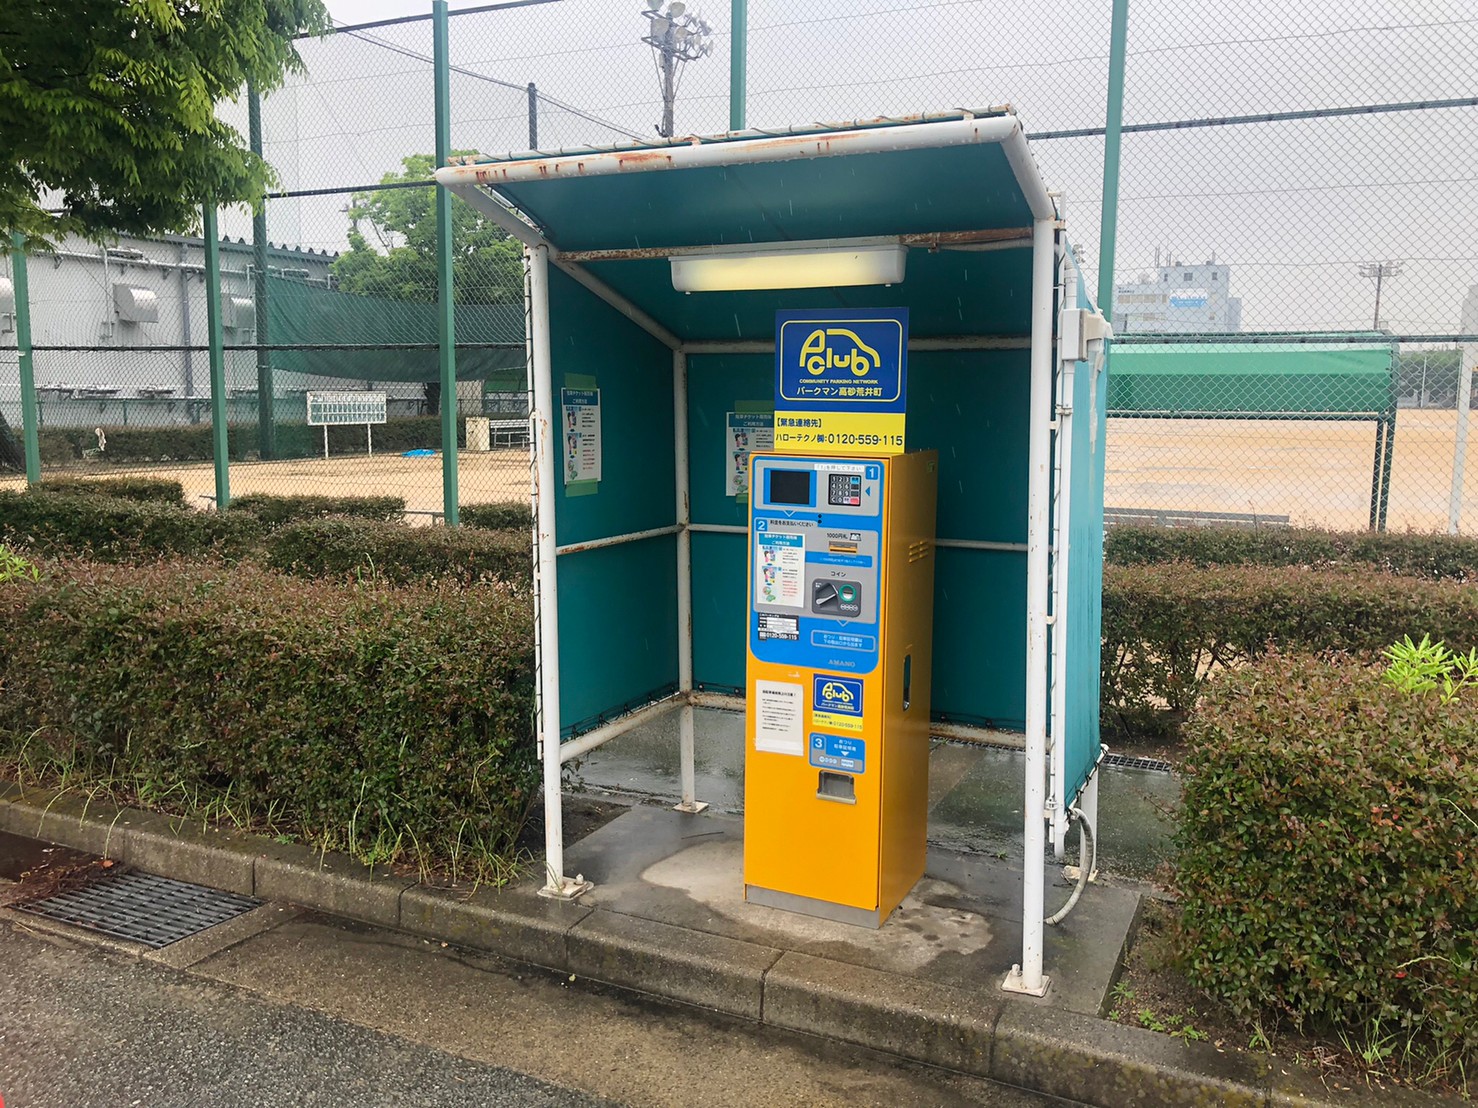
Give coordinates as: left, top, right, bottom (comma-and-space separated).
745, 450, 938, 927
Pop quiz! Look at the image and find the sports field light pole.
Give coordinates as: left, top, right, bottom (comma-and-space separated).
434, 0, 460, 526
203, 206, 231, 509
643, 2, 714, 138
1359, 260, 1402, 331
9, 233, 40, 484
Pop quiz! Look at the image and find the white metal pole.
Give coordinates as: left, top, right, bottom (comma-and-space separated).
367, 423, 373, 457
528, 243, 580, 898
1450, 289, 1478, 533
323, 425, 329, 460
1004, 216, 1057, 998
1050, 243, 1075, 862
673, 350, 707, 813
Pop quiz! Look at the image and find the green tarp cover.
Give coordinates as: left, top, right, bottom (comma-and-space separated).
265, 275, 524, 382
1108, 340, 1396, 417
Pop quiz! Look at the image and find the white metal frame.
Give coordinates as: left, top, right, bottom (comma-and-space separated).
462, 114, 1090, 994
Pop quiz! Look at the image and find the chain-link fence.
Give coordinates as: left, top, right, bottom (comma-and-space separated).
3, 0, 1475, 532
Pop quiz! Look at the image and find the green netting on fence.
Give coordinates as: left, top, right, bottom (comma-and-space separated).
1108, 338, 1397, 418
266, 275, 525, 382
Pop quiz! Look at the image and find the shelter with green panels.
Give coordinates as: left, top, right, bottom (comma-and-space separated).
435, 110, 1112, 996
1108, 337, 1398, 529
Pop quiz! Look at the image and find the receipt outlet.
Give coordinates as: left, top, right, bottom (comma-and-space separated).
744, 451, 938, 927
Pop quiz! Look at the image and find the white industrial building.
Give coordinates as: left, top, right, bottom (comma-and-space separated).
0, 232, 342, 429
1111, 254, 1243, 335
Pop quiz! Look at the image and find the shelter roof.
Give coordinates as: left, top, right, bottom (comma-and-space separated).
435, 111, 1062, 343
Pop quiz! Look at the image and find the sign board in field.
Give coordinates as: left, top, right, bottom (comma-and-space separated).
305, 390, 388, 459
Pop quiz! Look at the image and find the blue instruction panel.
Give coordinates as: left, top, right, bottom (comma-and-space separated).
749, 455, 885, 676
809, 733, 867, 774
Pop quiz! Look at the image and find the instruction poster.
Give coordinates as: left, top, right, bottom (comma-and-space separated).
725, 411, 774, 496
754, 680, 803, 756
754, 529, 804, 609
560, 388, 601, 485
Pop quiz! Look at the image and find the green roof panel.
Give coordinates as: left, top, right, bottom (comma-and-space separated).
497, 143, 1032, 253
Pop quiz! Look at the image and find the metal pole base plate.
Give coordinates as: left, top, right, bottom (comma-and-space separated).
1002, 965, 1052, 998
673, 800, 710, 814
538, 875, 593, 901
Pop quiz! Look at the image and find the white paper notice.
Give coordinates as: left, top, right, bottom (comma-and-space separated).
725, 412, 774, 496
560, 388, 601, 484
754, 531, 804, 609
754, 680, 804, 756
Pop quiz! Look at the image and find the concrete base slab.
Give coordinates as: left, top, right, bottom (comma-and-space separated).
564, 806, 1139, 1016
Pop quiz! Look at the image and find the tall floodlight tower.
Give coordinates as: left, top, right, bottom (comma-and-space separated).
1359, 260, 1403, 331
642, 2, 713, 138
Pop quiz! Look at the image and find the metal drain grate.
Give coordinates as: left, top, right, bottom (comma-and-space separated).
16, 871, 260, 948
1103, 752, 1176, 773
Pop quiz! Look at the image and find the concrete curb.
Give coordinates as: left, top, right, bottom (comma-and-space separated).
0, 785, 1427, 1108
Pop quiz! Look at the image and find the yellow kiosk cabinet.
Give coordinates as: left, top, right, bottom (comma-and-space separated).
744, 450, 938, 927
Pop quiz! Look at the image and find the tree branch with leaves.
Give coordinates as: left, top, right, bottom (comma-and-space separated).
0, 0, 328, 246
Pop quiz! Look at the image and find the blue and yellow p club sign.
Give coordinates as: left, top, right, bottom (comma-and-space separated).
775, 309, 908, 456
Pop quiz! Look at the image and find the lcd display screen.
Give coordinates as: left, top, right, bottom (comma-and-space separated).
768, 469, 812, 506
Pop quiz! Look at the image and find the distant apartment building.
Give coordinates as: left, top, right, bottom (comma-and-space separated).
1112, 255, 1243, 335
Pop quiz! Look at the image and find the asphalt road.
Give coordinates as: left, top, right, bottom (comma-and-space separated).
0, 923, 611, 1108
0, 908, 1082, 1108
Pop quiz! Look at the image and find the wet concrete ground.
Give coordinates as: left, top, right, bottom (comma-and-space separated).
574, 708, 1180, 884
1, 897, 1080, 1107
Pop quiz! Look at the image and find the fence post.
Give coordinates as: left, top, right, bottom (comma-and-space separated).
247, 80, 277, 459
9, 232, 40, 484
203, 206, 231, 509
1096, 0, 1129, 315
729, 0, 747, 131
434, 0, 459, 526
527, 82, 538, 148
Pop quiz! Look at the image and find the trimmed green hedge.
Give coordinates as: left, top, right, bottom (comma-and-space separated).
460, 502, 532, 532
0, 489, 264, 562
231, 493, 406, 528
1178, 653, 1477, 1071
35, 476, 186, 505
1105, 524, 1478, 582
0, 561, 537, 877
1102, 561, 1478, 740
0, 490, 527, 585
261, 516, 531, 587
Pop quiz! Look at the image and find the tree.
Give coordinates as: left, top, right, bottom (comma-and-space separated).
331, 153, 525, 306
0, 0, 328, 246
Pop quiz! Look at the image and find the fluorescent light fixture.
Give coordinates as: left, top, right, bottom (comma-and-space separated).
670, 243, 907, 292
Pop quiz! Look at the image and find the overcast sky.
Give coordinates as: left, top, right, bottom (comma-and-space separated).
236, 0, 1478, 337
